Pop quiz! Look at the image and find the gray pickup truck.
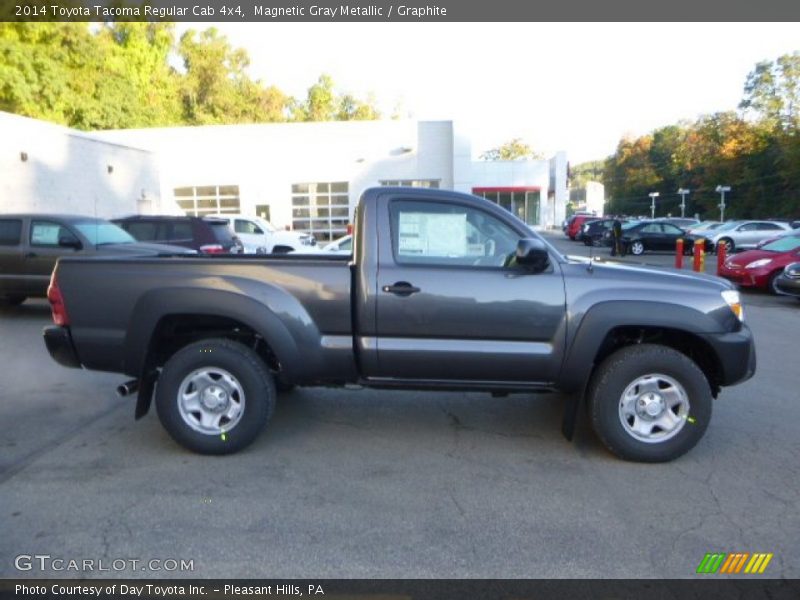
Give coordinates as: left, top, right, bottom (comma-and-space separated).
43, 188, 756, 462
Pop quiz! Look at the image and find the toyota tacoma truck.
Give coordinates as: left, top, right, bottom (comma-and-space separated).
43, 187, 756, 462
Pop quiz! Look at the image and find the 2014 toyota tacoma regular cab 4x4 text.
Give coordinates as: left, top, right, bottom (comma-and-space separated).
43, 188, 756, 462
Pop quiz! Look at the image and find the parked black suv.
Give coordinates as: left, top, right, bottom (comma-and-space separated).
0, 214, 190, 305
112, 215, 244, 254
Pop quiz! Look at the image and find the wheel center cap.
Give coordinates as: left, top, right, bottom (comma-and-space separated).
638, 393, 664, 418
201, 385, 228, 411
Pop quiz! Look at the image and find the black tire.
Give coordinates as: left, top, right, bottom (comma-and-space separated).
768, 270, 784, 295
155, 338, 275, 455
0, 295, 26, 307
272, 246, 293, 254
719, 238, 734, 254
588, 344, 712, 462
629, 240, 645, 256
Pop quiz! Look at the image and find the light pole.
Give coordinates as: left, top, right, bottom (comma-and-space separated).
648, 192, 660, 219
677, 188, 690, 218
715, 185, 731, 221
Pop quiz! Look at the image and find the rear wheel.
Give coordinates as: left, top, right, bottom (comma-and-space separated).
0, 295, 26, 307
588, 344, 712, 462
155, 338, 275, 455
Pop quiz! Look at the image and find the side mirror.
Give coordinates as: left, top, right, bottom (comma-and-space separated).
58, 234, 82, 250
516, 238, 550, 273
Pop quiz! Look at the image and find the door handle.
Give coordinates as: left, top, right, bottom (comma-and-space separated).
382, 281, 421, 296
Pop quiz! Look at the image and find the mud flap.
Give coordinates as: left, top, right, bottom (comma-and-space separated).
134, 370, 158, 419
561, 392, 582, 441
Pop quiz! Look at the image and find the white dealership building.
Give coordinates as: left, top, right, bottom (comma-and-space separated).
1, 111, 568, 242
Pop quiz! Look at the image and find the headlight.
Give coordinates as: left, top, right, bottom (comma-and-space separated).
745, 258, 772, 269
721, 290, 744, 322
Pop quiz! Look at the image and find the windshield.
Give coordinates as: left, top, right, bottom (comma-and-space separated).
762, 236, 800, 252
714, 221, 739, 231
74, 221, 136, 245
621, 221, 640, 230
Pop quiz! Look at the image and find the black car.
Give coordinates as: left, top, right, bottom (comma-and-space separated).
579, 218, 626, 246
0, 214, 191, 305
775, 262, 800, 299
615, 220, 687, 256
113, 215, 244, 254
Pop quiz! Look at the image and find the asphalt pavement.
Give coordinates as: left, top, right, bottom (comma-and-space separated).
1, 244, 799, 579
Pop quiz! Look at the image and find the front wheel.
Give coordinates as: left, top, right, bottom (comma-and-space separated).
719, 238, 734, 254
588, 344, 712, 462
155, 338, 275, 455
629, 240, 645, 256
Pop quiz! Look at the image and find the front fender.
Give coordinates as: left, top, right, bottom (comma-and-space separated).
556, 300, 728, 394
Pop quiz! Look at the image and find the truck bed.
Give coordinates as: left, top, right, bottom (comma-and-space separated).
55, 253, 355, 381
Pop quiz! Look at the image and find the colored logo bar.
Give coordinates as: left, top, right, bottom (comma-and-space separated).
696, 553, 773, 574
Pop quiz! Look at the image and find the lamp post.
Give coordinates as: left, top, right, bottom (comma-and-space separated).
677, 188, 690, 218
715, 185, 731, 221
648, 192, 660, 219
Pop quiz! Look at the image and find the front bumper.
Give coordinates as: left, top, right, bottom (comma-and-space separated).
700, 325, 756, 387
43, 326, 82, 369
718, 267, 768, 289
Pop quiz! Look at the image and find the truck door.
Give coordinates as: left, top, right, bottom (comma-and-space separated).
0, 218, 25, 296
24, 219, 80, 296
372, 197, 567, 383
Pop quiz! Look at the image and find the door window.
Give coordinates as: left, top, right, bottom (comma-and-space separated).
662, 224, 683, 235
30, 221, 69, 247
125, 221, 161, 241
235, 219, 263, 235
641, 223, 662, 234
0, 219, 22, 246
390, 200, 519, 267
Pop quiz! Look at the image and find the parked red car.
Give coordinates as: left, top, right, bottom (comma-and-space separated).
565, 215, 599, 240
719, 234, 800, 294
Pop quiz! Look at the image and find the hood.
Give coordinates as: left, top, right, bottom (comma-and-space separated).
724, 248, 774, 267
564, 255, 732, 292
96, 242, 197, 255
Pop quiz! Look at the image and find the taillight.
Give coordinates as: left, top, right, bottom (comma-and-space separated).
199, 244, 225, 254
47, 270, 70, 326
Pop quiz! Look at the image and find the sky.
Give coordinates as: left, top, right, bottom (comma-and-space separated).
178, 22, 799, 164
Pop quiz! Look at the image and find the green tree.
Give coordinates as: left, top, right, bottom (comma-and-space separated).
740, 52, 800, 131
480, 138, 544, 161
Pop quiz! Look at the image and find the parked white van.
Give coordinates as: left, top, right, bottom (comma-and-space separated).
212, 214, 316, 254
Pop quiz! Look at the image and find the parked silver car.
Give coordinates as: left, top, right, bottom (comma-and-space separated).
700, 220, 793, 253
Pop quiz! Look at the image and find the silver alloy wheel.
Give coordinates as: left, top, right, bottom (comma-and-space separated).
631, 241, 644, 255
618, 373, 690, 443
177, 367, 246, 435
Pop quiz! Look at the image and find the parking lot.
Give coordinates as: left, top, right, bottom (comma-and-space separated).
1, 240, 799, 579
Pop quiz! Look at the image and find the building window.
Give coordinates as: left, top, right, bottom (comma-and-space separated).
473, 187, 541, 226
380, 179, 440, 189
174, 185, 240, 216
291, 182, 349, 243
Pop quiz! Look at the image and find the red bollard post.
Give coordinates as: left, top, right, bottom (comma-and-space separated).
693, 239, 705, 273
675, 238, 684, 269
716, 240, 727, 275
